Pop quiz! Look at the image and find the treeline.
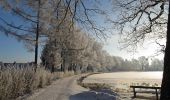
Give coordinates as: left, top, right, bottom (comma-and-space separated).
41, 29, 163, 73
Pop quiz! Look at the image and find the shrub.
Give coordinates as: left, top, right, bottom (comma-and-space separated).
0, 67, 52, 99
0, 66, 76, 100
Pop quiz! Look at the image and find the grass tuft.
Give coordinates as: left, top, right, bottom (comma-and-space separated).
0, 66, 75, 100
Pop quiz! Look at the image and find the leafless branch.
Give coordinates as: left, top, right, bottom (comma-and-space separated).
11, 7, 37, 23
0, 17, 34, 33
0, 25, 35, 41
155, 39, 165, 52
111, 0, 167, 50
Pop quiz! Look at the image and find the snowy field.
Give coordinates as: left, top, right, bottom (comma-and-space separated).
83, 72, 162, 90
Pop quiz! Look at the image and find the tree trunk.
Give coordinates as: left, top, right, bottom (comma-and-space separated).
160, 1, 170, 99
34, 0, 40, 72
61, 64, 63, 71
51, 65, 55, 73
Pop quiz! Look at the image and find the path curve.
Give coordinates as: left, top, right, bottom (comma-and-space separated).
26, 75, 88, 100
25, 75, 117, 100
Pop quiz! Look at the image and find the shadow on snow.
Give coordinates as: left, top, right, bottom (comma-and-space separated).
69, 89, 117, 100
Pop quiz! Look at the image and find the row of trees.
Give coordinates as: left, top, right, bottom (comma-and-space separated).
41, 28, 163, 73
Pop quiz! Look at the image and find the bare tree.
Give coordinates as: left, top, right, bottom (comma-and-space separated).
138, 56, 149, 71
111, 0, 167, 50
150, 58, 163, 71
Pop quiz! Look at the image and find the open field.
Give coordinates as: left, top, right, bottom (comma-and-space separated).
83, 72, 162, 89
83, 72, 162, 99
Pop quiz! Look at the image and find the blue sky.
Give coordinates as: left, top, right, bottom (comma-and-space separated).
0, 2, 40, 63
0, 34, 35, 62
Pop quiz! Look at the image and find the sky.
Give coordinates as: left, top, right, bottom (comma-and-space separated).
0, 0, 165, 63
103, 34, 165, 60
0, 3, 41, 63
0, 34, 34, 63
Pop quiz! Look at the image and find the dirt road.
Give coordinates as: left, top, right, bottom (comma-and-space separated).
25, 75, 117, 100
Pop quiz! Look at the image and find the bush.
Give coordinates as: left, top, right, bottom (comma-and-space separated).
0, 66, 76, 100
81, 83, 111, 90
0, 67, 53, 100
0, 67, 29, 99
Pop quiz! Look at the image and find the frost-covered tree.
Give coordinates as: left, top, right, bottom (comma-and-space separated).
138, 56, 149, 71
150, 58, 163, 71
41, 40, 62, 72
131, 59, 141, 70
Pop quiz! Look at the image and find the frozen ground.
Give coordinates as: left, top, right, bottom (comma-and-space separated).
83, 72, 162, 89
83, 72, 162, 100
20, 72, 162, 100
22, 75, 117, 100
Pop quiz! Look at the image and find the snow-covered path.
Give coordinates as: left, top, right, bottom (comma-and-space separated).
25, 75, 117, 100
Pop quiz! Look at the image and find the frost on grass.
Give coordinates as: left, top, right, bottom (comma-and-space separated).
0, 66, 74, 100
